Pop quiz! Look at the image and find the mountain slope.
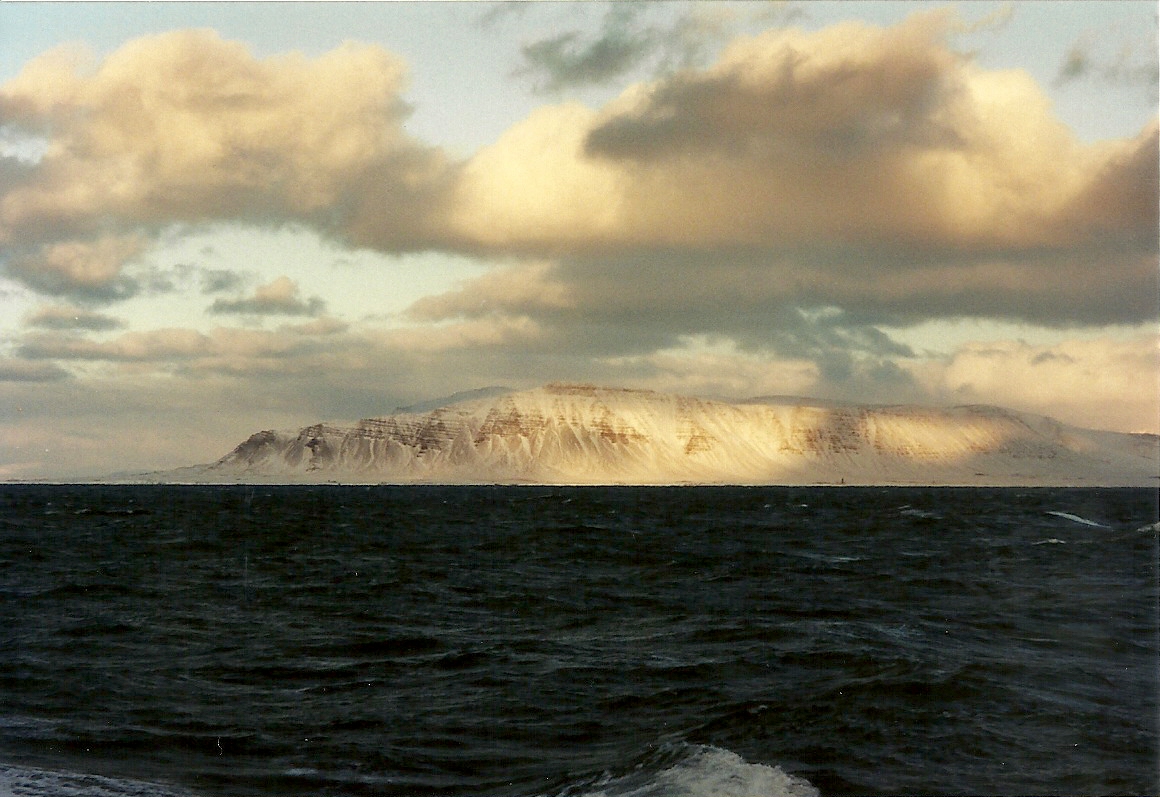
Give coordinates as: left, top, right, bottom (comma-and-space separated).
176, 384, 1158, 485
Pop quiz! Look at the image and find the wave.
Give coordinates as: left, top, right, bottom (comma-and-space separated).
0, 762, 196, 797
552, 744, 818, 797
0, 747, 817, 797
1045, 511, 1109, 528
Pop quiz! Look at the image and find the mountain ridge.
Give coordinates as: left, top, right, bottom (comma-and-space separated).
149, 383, 1157, 486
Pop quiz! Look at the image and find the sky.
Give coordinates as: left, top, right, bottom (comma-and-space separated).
0, 0, 1157, 479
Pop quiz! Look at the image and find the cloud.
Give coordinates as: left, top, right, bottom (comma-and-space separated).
14, 322, 373, 385
19, 327, 212, 363
200, 268, 247, 294
5, 314, 1155, 481
591, 330, 1160, 435
0, 373, 317, 478
0, 30, 454, 297
1055, 27, 1159, 88
464, 9, 1151, 249
956, 3, 1014, 35
912, 334, 1160, 434
1, 12, 1157, 481
209, 275, 325, 317
14, 316, 472, 382
0, 357, 70, 382
4, 15, 1153, 333
25, 303, 124, 331
448, 10, 1157, 329
406, 261, 573, 321
282, 316, 350, 337
514, 3, 806, 92
476, 3, 529, 32
5, 236, 145, 299
597, 335, 820, 399
518, 5, 656, 92
381, 315, 546, 354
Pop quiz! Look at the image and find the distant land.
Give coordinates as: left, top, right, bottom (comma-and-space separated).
121, 383, 1158, 486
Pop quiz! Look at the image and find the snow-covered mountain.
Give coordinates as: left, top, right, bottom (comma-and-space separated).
174, 383, 1157, 485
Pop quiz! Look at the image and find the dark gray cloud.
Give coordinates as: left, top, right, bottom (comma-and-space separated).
0, 357, 70, 382
518, 5, 655, 92
3, 236, 146, 303
200, 268, 247, 294
6, 260, 140, 303
1030, 350, 1076, 366
210, 295, 325, 317
129, 263, 204, 297
514, 3, 807, 93
553, 243, 1159, 332
0, 153, 37, 187
583, 35, 963, 162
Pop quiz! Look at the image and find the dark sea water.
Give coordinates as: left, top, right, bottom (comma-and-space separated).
0, 485, 1156, 797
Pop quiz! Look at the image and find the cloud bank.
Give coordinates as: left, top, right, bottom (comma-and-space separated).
3, 14, 1155, 327
448, 11, 1156, 330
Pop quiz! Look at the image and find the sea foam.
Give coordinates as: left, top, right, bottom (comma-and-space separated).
566, 745, 818, 797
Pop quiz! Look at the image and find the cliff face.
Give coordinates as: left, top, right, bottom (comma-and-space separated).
203, 384, 1159, 485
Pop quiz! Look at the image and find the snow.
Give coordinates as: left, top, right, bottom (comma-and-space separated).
188, 383, 1158, 486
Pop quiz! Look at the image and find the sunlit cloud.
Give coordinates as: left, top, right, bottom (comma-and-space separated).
597, 335, 821, 399
911, 334, 1160, 434
450, 11, 1156, 328
0, 29, 454, 297
6, 236, 146, 299
3, 14, 1153, 327
405, 261, 573, 322
209, 276, 325, 317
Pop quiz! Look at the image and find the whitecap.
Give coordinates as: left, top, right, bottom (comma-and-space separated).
1031, 538, 1067, 545
1045, 511, 1109, 528
564, 744, 818, 797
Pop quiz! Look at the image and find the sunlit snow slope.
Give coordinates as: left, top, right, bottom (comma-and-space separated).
188, 384, 1157, 485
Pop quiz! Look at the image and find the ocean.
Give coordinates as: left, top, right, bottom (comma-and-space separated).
0, 485, 1156, 797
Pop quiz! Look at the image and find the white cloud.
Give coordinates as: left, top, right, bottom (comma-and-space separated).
912, 334, 1160, 433
598, 335, 820, 399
